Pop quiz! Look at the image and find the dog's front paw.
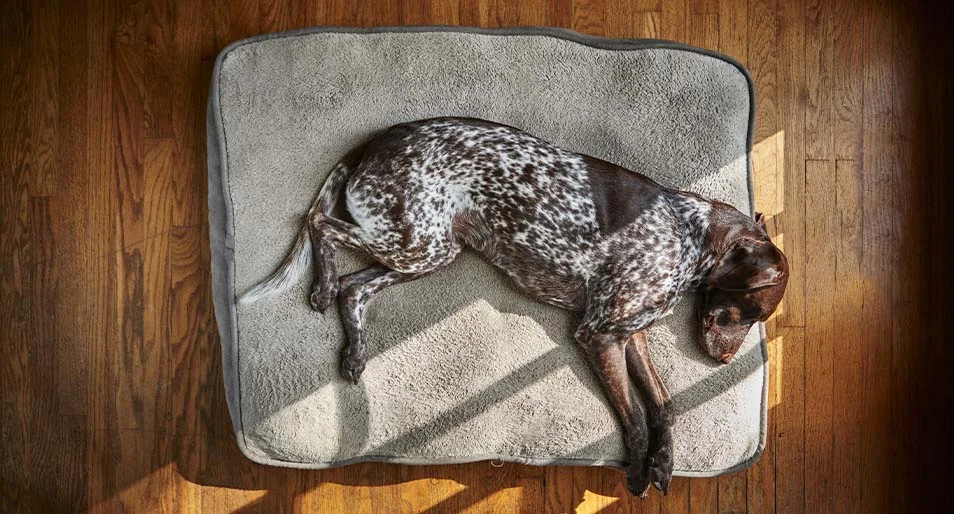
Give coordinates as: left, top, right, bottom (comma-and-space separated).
648, 442, 674, 495
340, 353, 366, 385
626, 459, 652, 498
310, 285, 338, 313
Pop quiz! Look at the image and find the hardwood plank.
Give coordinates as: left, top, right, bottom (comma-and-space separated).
27, 197, 84, 513
143, 0, 174, 138
774, 326, 805, 514
547, 0, 573, 28
85, 1, 122, 510
860, 2, 899, 513
173, 2, 208, 227
660, 0, 688, 42
401, 0, 431, 24
429, 0, 461, 25
913, 5, 952, 512
716, 470, 745, 514
52, 0, 91, 421
571, 465, 610, 514
775, 0, 806, 328
29, 0, 58, 197
635, 11, 661, 39
660, 477, 689, 514
831, 1, 863, 160
888, 8, 920, 514
517, 471, 547, 514
289, 0, 328, 27
392, 463, 465, 512
88, 429, 175, 514
517, 0, 547, 26
687, 13, 718, 51
169, 224, 220, 483
371, 463, 403, 513
689, 0, 719, 15
804, 0, 834, 159
231, 0, 260, 40
259, 0, 290, 33
458, 0, 489, 26
717, 0, 746, 64
688, 478, 717, 514
804, 159, 836, 514
544, 465, 578, 513
300, 467, 351, 513
571, 0, 605, 36
746, 318, 778, 514
489, 0, 519, 26
0, 3, 33, 511
601, 0, 631, 38
112, 0, 145, 249
832, 159, 863, 514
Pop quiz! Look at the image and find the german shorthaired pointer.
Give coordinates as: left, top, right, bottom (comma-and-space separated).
240, 117, 789, 496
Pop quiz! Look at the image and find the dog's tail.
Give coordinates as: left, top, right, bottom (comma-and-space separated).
238, 161, 352, 305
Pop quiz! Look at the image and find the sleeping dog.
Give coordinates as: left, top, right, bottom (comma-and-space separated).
240, 117, 788, 496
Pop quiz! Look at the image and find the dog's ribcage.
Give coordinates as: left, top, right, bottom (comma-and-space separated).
343, 118, 711, 330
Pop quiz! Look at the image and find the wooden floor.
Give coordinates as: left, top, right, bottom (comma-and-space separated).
2, 0, 951, 512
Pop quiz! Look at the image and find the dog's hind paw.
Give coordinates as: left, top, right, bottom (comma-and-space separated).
341, 354, 366, 385
310, 286, 338, 313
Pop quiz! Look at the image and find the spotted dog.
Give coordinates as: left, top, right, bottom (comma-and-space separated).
240, 117, 789, 496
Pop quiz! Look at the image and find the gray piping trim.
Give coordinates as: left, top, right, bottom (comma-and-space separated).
207, 25, 765, 478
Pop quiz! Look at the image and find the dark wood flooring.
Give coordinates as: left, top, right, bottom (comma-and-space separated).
2, 0, 951, 512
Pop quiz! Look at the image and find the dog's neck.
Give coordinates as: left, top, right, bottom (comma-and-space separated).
692, 200, 766, 287
668, 194, 764, 290
667, 192, 719, 290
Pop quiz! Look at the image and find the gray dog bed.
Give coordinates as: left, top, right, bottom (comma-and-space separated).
207, 26, 765, 476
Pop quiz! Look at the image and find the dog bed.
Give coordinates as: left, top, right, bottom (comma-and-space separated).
207, 26, 765, 476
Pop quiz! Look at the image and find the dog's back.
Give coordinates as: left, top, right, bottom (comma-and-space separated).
344, 117, 607, 308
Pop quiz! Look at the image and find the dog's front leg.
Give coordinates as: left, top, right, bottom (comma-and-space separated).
579, 332, 652, 497
624, 331, 674, 494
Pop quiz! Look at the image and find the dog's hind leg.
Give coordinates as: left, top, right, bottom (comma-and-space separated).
336, 268, 430, 384
307, 214, 369, 313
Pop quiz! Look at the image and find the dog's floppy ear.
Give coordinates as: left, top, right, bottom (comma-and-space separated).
755, 212, 767, 233
708, 237, 786, 291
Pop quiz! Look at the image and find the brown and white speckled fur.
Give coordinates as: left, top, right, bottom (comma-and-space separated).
240, 117, 789, 497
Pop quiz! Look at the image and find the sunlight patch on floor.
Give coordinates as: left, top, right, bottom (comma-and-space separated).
460, 485, 524, 513
575, 489, 620, 513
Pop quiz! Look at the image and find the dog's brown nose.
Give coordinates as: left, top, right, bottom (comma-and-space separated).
720, 353, 733, 364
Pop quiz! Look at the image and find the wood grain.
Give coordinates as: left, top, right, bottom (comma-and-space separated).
774, 326, 806, 514
804, 159, 836, 514
775, 0, 807, 328
804, 0, 833, 160
833, 158, 863, 514
0, 0, 943, 512
860, 2, 901, 514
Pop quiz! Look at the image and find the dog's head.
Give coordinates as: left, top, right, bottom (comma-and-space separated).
699, 212, 788, 363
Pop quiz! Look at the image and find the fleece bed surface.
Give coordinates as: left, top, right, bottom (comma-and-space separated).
207, 26, 766, 476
